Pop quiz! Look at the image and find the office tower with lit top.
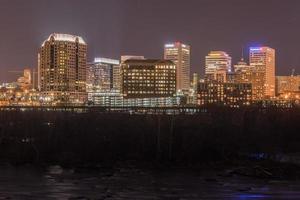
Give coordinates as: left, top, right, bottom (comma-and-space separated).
121, 59, 176, 98
249, 47, 275, 98
38, 33, 87, 104
205, 51, 231, 82
164, 42, 190, 91
87, 58, 120, 93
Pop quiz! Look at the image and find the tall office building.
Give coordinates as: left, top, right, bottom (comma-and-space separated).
87, 57, 120, 93
249, 47, 275, 98
191, 73, 200, 104
38, 33, 87, 104
192, 73, 199, 91
232, 58, 265, 100
121, 59, 176, 98
164, 42, 190, 91
205, 51, 231, 82
17, 68, 32, 90
233, 58, 249, 72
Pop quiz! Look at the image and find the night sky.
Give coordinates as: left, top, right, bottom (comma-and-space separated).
1, 0, 300, 82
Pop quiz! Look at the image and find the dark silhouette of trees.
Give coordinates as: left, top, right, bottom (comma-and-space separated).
0, 106, 299, 165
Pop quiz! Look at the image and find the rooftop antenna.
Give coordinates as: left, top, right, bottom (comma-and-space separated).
241, 46, 244, 62
291, 69, 295, 77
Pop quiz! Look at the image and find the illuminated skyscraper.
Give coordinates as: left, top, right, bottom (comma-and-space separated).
164, 42, 190, 91
233, 58, 249, 72
249, 47, 275, 98
192, 73, 199, 91
233, 58, 265, 100
191, 73, 200, 104
205, 51, 231, 82
38, 33, 87, 104
87, 58, 120, 93
17, 68, 32, 90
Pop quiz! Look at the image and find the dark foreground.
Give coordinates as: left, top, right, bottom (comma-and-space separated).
0, 106, 300, 164
0, 107, 300, 199
1, 163, 300, 200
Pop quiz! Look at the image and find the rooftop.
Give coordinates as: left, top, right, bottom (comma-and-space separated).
123, 59, 175, 65
207, 51, 231, 57
42, 33, 86, 46
94, 57, 120, 65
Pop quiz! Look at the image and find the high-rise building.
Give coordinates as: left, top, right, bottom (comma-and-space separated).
205, 51, 231, 82
87, 57, 120, 93
38, 33, 87, 104
121, 59, 176, 98
232, 58, 265, 100
206, 69, 228, 83
233, 58, 249, 72
164, 42, 190, 91
192, 73, 199, 91
249, 47, 275, 98
189, 73, 200, 105
17, 68, 32, 90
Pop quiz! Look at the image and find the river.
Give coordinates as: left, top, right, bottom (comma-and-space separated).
0, 164, 300, 199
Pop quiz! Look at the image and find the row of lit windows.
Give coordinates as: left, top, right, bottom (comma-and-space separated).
126, 91, 172, 94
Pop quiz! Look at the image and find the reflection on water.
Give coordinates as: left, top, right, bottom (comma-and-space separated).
0, 164, 300, 199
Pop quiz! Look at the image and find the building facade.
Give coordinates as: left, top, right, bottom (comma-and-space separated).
17, 68, 32, 90
232, 58, 265, 100
276, 75, 300, 100
192, 73, 199, 91
249, 47, 275, 98
205, 51, 231, 82
87, 57, 120, 93
164, 42, 190, 91
121, 59, 176, 99
88, 91, 180, 107
38, 33, 87, 104
197, 81, 252, 107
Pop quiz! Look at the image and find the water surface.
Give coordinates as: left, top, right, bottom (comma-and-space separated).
0, 165, 300, 199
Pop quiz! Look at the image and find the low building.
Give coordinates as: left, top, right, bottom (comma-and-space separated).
197, 80, 252, 107
276, 75, 300, 99
88, 91, 180, 107
88, 59, 178, 107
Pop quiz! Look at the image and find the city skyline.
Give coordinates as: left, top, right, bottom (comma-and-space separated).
1, 0, 300, 81
0, 2, 300, 199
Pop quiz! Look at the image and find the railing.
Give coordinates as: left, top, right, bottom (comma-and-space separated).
0, 105, 207, 115
0, 105, 297, 115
